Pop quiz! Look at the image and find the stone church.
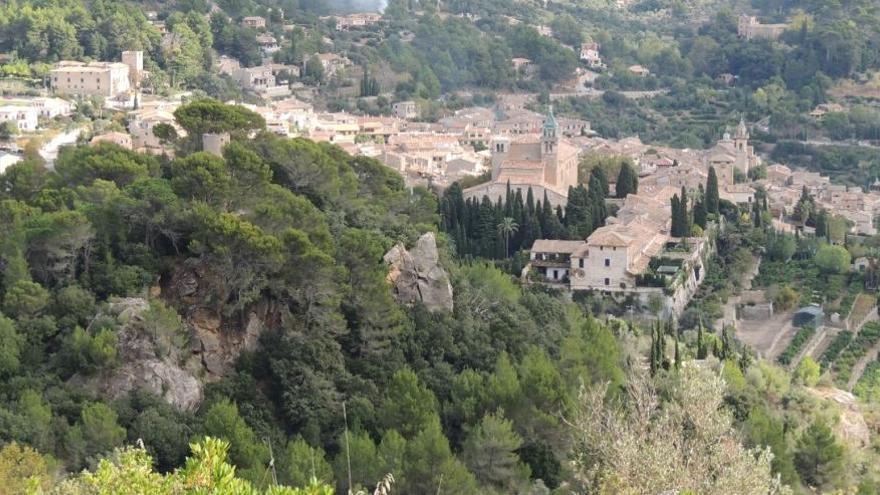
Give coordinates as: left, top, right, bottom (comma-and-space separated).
463, 108, 581, 207
705, 118, 761, 185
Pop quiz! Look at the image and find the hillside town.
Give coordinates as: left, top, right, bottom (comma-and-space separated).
1, 31, 877, 324
5, 0, 880, 492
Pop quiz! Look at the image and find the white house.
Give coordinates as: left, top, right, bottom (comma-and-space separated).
0, 106, 38, 132
31, 97, 73, 118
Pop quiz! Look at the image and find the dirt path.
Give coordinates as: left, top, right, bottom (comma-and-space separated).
765, 320, 795, 359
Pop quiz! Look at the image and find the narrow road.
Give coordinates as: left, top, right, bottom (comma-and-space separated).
39, 126, 85, 168
789, 138, 880, 150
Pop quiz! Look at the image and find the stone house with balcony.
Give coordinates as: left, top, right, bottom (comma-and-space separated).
529, 240, 586, 283
526, 186, 712, 318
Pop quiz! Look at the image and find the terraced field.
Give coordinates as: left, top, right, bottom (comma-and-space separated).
826, 322, 880, 387
777, 325, 817, 366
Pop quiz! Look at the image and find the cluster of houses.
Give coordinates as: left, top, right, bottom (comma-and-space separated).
517, 113, 880, 317
321, 13, 383, 31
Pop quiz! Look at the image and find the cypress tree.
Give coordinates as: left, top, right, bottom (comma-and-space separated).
540, 192, 554, 237
674, 329, 681, 370
478, 196, 497, 258
815, 210, 828, 241
706, 166, 720, 216
504, 180, 514, 217
680, 186, 690, 234
590, 167, 609, 197
753, 199, 763, 228
588, 175, 606, 229
671, 194, 683, 237
565, 185, 593, 238
697, 320, 708, 360
616, 161, 638, 198
513, 189, 524, 221
694, 199, 707, 230
526, 187, 536, 214
650, 322, 659, 376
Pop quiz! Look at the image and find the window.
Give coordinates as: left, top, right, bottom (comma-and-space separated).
604, 278, 610, 286
579, 259, 584, 269
604, 258, 610, 267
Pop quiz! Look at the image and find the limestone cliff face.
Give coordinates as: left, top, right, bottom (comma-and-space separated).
384, 232, 454, 312
70, 298, 203, 411
167, 260, 276, 382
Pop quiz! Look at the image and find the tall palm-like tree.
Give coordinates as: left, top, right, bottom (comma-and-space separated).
497, 217, 519, 257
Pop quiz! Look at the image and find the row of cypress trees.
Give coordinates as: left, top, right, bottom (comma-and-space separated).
438, 162, 642, 259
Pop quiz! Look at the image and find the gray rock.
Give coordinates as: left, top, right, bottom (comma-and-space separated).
384, 232, 453, 312
71, 297, 204, 411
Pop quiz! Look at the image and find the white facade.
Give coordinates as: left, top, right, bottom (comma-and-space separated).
0, 106, 38, 132
31, 97, 73, 118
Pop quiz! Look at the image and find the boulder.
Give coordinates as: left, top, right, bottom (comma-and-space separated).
384, 232, 453, 312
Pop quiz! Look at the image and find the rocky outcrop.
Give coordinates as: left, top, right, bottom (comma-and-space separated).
71, 298, 203, 411
384, 232, 454, 312
186, 305, 266, 379
167, 260, 274, 381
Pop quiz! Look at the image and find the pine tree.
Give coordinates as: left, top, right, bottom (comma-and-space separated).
706, 166, 720, 216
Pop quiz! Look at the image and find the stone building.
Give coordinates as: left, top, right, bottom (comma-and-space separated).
526, 186, 711, 318
463, 108, 581, 207
705, 118, 761, 185
737, 15, 788, 40
51, 61, 131, 98
242, 16, 266, 29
